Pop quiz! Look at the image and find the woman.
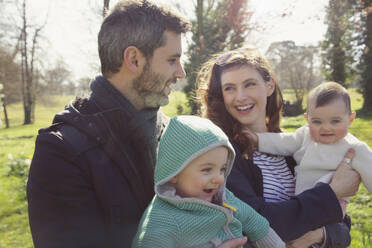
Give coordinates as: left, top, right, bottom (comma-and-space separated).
196, 48, 361, 247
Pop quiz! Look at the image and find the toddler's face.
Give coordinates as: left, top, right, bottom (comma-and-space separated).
170, 146, 228, 202
305, 98, 355, 144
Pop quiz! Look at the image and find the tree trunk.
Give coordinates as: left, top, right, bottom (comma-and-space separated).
362, 3, 372, 111
20, 0, 44, 124
2, 97, 9, 128
331, 46, 346, 87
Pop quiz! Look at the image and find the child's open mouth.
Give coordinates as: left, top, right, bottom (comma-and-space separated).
203, 189, 214, 194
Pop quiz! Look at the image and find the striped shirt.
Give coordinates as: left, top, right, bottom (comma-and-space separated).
253, 151, 295, 203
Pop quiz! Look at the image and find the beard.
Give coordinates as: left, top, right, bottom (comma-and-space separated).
132, 62, 175, 108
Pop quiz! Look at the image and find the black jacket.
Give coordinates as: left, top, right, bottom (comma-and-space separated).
27, 78, 168, 248
227, 143, 351, 247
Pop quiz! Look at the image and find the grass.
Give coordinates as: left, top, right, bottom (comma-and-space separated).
0, 90, 371, 247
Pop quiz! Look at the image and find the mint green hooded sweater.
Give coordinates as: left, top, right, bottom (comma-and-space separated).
132, 116, 284, 248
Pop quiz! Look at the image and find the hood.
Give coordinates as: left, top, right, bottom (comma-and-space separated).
154, 115, 235, 205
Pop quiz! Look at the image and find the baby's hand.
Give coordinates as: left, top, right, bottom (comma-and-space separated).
242, 128, 258, 146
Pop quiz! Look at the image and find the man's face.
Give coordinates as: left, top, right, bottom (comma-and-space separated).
133, 30, 186, 109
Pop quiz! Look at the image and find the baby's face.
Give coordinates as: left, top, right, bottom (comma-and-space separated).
305, 98, 355, 144
170, 146, 228, 202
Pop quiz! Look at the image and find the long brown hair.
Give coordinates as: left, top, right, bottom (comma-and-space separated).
196, 48, 283, 158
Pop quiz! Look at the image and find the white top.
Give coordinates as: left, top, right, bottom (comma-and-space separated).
257, 126, 372, 195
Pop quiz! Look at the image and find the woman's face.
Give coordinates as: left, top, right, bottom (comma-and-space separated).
220, 65, 274, 132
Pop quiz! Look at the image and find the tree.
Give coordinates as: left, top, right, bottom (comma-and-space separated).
19, 0, 46, 124
321, 0, 353, 87
0, 83, 9, 128
339, 0, 372, 112
266, 41, 323, 115
42, 58, 71, 95
183, 0, 253, 114
354, 0, 372, 112
76, 77, 92, 95
0, 46, 22, 128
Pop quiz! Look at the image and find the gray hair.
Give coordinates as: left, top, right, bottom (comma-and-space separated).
98, 0, 190, 77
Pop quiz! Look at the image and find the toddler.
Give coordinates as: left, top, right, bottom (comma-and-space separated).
132, 115, 284, 248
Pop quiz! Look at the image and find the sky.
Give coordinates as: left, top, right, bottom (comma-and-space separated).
14, 0, 329, 81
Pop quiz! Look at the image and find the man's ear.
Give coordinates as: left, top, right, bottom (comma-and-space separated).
349, 111, 356, 124
123, 46, 145, 73
169, 176, 177, 184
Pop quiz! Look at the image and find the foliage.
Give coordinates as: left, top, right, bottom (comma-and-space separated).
354, 0, 372, 112
183, 0, 253, 114
323, 0, 372, 111
0, 47, 22, 105
266, 41, 322, 115
41, 58, 71, 95
161, 91, 191, 116
4, 153, 30, 180
321, 0, 355, 87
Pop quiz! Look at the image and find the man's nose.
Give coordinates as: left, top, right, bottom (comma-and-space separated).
174, 61, 186, 79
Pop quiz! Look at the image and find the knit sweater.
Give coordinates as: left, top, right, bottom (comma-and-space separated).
132, 116, 285, 248
257, 125, 372, 195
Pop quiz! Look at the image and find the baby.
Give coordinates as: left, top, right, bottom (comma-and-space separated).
247, 82, 372, 198
132, 115, 284, 248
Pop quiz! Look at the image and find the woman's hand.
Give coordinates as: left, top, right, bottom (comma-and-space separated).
216, 237, 247, 248
286, 228, 324, 248
329, 148, 361, 199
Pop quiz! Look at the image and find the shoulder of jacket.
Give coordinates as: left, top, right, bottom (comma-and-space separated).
38, 123, 100, 155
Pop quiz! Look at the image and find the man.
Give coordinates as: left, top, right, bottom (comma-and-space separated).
27, 1, 188, 247
27, 1, 250, 247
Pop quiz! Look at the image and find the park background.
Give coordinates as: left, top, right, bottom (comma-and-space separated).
0, 0, 371, 247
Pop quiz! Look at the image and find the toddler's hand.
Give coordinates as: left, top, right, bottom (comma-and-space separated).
217, 237, 247, 248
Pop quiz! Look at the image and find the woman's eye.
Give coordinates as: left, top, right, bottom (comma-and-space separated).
244, 82, 255, 88
311, 120, 321, 125
331, 120, 340, 124
201, 168, 211, 173
223, 86, 233, 91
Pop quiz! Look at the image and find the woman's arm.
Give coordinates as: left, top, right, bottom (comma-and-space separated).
226, 149, 359, 242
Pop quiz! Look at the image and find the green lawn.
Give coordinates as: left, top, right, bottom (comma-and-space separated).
0, 91, 371, 247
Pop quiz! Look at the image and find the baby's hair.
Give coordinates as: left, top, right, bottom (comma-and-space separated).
307, 81, 351, 114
